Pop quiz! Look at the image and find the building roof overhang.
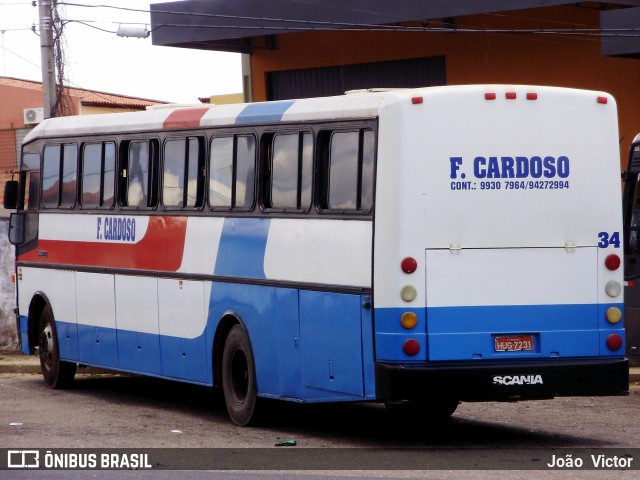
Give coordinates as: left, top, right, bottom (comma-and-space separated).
150, 0, 640, 54
601, 7, 640, 57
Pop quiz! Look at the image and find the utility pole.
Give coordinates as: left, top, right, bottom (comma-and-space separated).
39, 0, 57, 119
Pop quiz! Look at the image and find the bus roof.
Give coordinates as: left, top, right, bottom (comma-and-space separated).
23, 89, 388, 142
23, 85, 611, 143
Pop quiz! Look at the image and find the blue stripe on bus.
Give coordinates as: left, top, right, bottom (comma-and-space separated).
47, 284, 375, 402
19, 315, 30, 355
56, 321, 212, 385
214, 217, 270, 279
374, 303, 625, 362
426, 304, 599, 334
235, 100, 295, 124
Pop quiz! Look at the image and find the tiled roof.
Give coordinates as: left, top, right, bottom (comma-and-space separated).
0, 76, 167, 108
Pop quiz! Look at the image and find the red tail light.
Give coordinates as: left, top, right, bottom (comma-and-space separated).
605, 254, 621, 271
403, 339, 420, 356
401, 257, 417, 274
606, 334, 623, 351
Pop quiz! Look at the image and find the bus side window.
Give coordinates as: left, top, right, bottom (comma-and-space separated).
235, 135, 256, 209
120, 139, 159, 209
209, 134, 256, 211
42, 143, 77, 208
22, 152, 40, 211
61, 144, 77, 206
360, 130, 375, 211
103, 143, 116, 207
265, 132, 313, 211
209, 137, 233, 208
42, 145, 61, 207
81, 142, 116, 209
319, 129, 375, 213
163, 137, 204, 209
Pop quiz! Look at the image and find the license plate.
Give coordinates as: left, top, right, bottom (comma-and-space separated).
494, 335, 534, 352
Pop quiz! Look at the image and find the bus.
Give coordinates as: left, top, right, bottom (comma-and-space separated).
622, 134, 640, 359
4, 85, 629, 426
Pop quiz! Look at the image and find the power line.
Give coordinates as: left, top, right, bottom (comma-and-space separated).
63, 20, 117, 34
0, 43, 41, 69
0, 27, 33, 32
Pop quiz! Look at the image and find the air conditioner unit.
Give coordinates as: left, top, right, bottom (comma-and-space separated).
23, 107, 44, 125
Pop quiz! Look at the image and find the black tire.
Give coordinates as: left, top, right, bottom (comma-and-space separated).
38, 305, 76, 389
385, 398, 458, 423
221, 324, 258, 426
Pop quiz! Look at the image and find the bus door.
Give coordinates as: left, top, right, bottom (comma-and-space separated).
299, 291, 369, 398
424, 246, 599, 361
622, 136, 640, 358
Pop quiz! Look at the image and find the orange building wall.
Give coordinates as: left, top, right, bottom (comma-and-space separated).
0, 129, 17, 189
0, 84, 42, 130
249, 6, 640, 165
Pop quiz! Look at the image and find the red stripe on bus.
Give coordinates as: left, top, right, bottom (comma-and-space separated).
18, 216, 188, 271
163, 108, 209, 129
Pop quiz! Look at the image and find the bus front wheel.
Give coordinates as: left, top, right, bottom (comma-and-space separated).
221, 324, 258, 426
38, 305, 76, 389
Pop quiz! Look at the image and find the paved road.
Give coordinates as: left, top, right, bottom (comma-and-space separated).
0, 373, 638, 479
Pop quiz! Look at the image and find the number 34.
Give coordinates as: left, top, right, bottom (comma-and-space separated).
598, 231, 621, 248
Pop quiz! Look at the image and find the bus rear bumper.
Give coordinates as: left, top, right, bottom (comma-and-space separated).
375, 358, 629, 402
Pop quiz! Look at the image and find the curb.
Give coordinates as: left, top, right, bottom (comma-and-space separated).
1, 352, 639, 383
0, 353, 111, 375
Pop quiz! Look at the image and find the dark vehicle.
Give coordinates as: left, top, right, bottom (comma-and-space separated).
622, 135, 640, 359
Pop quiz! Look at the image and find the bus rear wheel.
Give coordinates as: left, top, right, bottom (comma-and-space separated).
222, 324, 258, 426
38, 305, 76, 389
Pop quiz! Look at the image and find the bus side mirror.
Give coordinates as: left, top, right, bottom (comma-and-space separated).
3, 180, 18, 209
8, 212, 26, 245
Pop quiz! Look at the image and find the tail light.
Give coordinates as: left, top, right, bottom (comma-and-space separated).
604, 254, 621, 271
401, 257, 417, 274
401, 312, 418, 329
606, 334, 623, 351
403, 339, 420, 356
606, 307, 622, 324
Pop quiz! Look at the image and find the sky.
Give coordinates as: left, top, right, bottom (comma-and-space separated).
0, 0, 243, 104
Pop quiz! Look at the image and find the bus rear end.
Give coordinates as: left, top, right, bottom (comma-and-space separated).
373, 86, 628, 411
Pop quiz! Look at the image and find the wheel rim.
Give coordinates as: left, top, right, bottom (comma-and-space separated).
39, 324, 54, 372
230, 348, 249, 404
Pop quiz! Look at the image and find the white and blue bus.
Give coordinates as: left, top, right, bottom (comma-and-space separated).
4, 85, 628, 426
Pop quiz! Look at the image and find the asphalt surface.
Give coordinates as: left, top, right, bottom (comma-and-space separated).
1, 351, 638, 480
